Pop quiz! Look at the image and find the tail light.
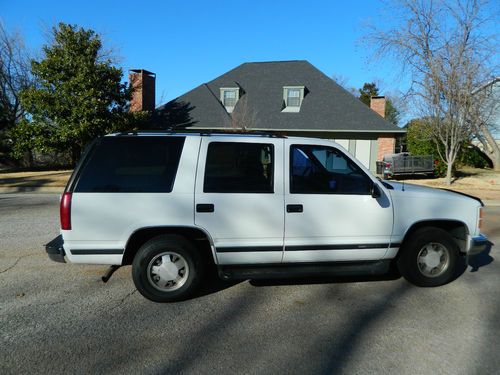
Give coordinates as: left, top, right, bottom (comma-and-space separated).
385, 162, 391, 169
60, 192, 72, 230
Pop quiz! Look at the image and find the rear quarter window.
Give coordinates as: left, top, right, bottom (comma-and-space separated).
74, 136, 185, 193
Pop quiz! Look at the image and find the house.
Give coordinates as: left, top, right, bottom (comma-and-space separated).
129, 61, 405, 172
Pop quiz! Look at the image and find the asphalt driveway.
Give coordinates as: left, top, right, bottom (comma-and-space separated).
0, 194, 498, 374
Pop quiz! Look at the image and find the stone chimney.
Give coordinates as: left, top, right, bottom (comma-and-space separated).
370, 96, 386, 118
129, 69, 156, 112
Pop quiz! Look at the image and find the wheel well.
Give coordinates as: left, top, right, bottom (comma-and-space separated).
401, 220, 469, 254
122, 227, 215, 266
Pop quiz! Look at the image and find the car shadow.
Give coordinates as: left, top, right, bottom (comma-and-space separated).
191, 271, 242, 299
468, 243, 494, 272
249, 270, 401, 287
190, 268, 402, 299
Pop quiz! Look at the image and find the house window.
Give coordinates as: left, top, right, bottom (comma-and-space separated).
287, 89, 301, 107
220, 88, 240, 112
282, 86, 305, 112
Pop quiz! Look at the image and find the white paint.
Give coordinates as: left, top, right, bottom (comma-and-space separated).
355, 139, 371, 168
334, 139, 349, 150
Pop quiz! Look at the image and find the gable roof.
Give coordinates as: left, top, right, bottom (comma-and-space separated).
157, 60, 404, 133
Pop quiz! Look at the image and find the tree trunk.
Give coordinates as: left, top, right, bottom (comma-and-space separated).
22, 150, 34, 168
445, 162, 453, 186
478, 124, 500, 171
71, 145, 81, 166
484, 144, 500, 171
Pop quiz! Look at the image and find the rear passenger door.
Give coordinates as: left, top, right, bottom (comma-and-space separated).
195, 137, 285, 265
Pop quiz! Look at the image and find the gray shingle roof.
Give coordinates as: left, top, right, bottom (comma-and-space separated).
157, 60, 403, 133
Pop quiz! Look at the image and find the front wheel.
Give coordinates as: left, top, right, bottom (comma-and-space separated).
397, 227, 462, 287
132, 235, 203, 302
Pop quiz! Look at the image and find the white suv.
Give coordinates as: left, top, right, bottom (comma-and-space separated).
46, 131, 488, 302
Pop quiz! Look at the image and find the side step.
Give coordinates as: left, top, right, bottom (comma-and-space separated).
218, 260, 391, 280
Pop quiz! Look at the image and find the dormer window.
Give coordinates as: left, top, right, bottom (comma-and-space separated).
282, 86, 305, 112
287, 89, 301, 106
220, 87, 240, 113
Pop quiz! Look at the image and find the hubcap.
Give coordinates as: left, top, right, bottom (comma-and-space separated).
147, 252, 189, 291
417, 242, 450, 278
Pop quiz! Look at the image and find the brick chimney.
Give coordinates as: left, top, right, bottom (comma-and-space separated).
370, 96, 386, 118
371, 96, 396, 160
129, 69, 156, 112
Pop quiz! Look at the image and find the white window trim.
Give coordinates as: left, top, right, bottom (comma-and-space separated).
282, 86, 305, 113
220, 87, 240, 113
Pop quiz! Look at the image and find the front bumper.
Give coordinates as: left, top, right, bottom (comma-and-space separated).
468, 234, 490, 256
45, 235, 66, 263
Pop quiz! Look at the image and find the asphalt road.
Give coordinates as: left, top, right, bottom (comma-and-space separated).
1, 194, 499, 375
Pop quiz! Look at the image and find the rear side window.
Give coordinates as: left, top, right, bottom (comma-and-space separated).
204, 142, 274, 193
75, 137, 185, 193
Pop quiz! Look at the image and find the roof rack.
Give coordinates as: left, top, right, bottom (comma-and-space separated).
116, 129, 287, 138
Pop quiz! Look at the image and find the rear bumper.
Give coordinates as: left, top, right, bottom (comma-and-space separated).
45, 235, 66, 263
468, 234, 490, 256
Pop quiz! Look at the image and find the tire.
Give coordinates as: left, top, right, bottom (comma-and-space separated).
397, 227, 461, 287
132, 235, 203, 302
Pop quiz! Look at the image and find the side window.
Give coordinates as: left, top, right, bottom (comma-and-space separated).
290, 145, 371, 194
75, 136, 185, 193
204, 142, 274, 193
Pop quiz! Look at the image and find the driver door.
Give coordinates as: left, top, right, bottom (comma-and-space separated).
283, 140, 394, 262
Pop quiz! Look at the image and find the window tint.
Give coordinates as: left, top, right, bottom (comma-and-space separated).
75, 136, 185, 193
204, 142, 274, 193
290, 145, 371, 194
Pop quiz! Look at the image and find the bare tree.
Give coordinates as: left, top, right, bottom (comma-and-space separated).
0, 24, 32, 127
0, 23, 32, 162
225, 96, 257, 131
367, 0, 499, 184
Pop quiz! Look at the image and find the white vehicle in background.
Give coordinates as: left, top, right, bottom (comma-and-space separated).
46, 131, 489, 302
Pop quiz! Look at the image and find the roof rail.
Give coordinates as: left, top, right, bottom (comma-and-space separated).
116, 128, 287, 138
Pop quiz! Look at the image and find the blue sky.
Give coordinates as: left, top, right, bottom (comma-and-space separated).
1, 0, 408, 106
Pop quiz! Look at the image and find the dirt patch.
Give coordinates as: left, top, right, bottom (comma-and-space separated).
401, 167, 500, 201
0, 170, 72, 187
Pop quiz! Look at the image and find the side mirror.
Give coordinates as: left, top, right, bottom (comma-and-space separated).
371, 183, 381, 198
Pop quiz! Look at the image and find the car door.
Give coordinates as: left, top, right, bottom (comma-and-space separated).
283, 139, 395, 262
195, 136, 285, 265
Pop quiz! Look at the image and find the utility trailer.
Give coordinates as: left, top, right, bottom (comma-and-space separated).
376, 153, 434, 179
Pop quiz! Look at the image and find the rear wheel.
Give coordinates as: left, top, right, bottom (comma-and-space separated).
132, 235, 203, 302
397, 227, 461, 287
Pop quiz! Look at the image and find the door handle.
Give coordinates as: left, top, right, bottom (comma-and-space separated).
286, 204, 303, 213
196, 204, 215, 213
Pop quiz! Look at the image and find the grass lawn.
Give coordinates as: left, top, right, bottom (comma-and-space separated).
402, 167, 500, 201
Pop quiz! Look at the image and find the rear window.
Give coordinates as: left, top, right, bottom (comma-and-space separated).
75, 136, 185, 193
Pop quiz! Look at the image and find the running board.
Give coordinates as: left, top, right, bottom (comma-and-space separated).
218, 260, 391, 280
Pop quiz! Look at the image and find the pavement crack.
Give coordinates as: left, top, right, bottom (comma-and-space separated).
121, 289, 138, 303
0, 255, 33, 274
111, 289, 138, 310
